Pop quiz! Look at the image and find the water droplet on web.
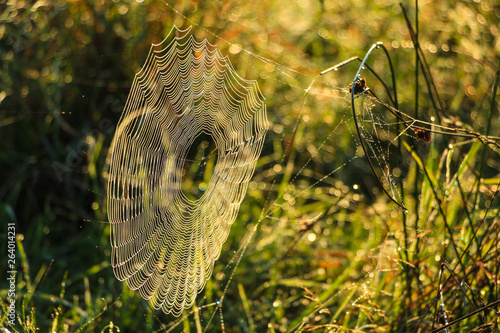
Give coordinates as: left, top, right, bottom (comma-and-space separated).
361, 66, 365, 70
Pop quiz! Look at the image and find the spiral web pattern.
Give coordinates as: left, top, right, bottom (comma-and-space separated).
107, 26, 268, 316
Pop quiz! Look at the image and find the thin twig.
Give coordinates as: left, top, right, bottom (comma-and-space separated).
321, 50, 397, 106
429, 299, 500, 333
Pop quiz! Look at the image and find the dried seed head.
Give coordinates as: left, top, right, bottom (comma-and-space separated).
414, 127, 431, 143
349, 77, 368, 95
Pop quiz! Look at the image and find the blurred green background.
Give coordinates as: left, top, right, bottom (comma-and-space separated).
1, 0, 499, 332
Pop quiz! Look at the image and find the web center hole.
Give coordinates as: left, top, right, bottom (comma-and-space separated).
181, 133, 218, 201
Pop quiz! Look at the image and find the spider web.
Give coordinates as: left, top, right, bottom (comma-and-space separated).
106, 12, 409, 332
107, 26, 269, 316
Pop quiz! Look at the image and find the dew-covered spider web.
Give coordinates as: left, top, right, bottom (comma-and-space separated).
107, 25, 269, 316
106, 10, 418, 332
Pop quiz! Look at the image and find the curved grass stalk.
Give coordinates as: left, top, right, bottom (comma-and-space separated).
322, 42, 407, 210
321, 43, 398, 108
350, 43, 407, 210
